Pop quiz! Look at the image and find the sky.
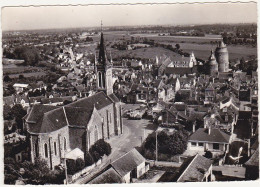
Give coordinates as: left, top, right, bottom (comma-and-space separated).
2, 2, 257, 31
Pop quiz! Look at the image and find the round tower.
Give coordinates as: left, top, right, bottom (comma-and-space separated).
208, 50, 218, 76
215, 41, 229, 72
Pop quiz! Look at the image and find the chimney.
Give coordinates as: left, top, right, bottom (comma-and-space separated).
192, 123, 196, 133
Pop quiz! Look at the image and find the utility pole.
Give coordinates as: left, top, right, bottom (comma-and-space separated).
155, 130, 158, 162
64, 153, 68, 184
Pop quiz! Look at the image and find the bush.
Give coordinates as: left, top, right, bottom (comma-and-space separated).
75, 158, 85, 171
85, 152, 95, 166
66, 159, 76, 175
204, 151, 213, 158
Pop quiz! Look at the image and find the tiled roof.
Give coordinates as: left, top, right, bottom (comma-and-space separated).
189, 128, 230, 143
111, 148, 145, 177
177, 154, 212, 182
88, 168, 123, 184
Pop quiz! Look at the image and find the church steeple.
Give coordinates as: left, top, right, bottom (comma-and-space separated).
98, 21, 107, 67
96, 21, 113, 95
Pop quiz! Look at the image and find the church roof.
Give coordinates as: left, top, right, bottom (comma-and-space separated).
26, 92, 115, 134
68, 91, 113, 110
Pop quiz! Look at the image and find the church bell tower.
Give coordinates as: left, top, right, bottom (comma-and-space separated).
96, 21, 113, 95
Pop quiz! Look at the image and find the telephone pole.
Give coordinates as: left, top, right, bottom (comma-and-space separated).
155, 130, 158, 162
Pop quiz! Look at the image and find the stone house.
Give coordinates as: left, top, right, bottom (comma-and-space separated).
187, 127, 230, 157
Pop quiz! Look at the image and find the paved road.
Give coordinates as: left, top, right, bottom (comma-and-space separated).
74, 104, 157, 184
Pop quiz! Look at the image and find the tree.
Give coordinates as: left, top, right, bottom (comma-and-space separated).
11, 104, 27, 131
89, 139, 112, 162
174, 92, 183, 102
19, 74, 25, 80
75, 158, 85, 171
175, 43, 180, 50
143, 129, 189, 159
66, 159, 76, 175
4, 75, 11, 82
204, 150, 213, 158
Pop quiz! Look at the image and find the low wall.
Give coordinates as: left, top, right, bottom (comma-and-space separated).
64, 156, 106, 184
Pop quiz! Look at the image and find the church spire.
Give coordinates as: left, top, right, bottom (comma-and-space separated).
98, 20, 106, 66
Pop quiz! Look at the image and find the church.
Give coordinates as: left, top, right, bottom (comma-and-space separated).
23, 31, 123, 169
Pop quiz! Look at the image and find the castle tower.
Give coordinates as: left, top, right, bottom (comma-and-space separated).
215, 41, 229, 72
208, 50, 218, 76
96, 22, 113, 95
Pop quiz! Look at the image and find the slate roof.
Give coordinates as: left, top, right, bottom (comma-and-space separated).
64, 106, 93, 127
177, 154, 212, 182
245, 148, 259, 167
108, 93, 120, 103
29, 107, 67, 133
41, 96, 73, 104
189, 128, 230, 143
111, 148, 145, 177
25, 104, 60, 123
26, 92, 116, 134
164, 67, 193, 75
68, 91, 113, 110
88, 168, 123, 184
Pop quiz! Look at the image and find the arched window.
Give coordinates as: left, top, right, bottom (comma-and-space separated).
98, 72, 102, 88
94, 126, 98, 142
35, 143, 39, 157
44, 143, 48, 158
64, 137, 66, 151
54, 142, 57, 155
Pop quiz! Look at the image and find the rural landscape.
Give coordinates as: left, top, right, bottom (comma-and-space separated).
2, 2, 259, 185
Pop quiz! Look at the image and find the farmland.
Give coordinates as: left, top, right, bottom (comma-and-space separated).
90, 31, 257, 62
3, 63, 47, 78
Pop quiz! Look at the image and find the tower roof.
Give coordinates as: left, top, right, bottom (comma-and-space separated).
208, 50, 218, 65
98, 32, 107, 65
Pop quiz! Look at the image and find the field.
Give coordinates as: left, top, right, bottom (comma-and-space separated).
99, 31, 257, 61
3, 64, 47, 78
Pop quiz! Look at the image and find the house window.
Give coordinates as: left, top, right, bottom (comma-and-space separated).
44, 143, 48, 158
191, 142, 197, 146
198, 142, 204, 147
110, 113, 112, 123
223, 108, 227, 112
64, 137, 67, 151
213, 143, 219, 150
17, 155, 21, 161
54, 142, 57, 155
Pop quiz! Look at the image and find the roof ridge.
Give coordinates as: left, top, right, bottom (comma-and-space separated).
177, 154, 198, 182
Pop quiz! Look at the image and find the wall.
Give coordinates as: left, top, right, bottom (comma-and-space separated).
123, 172, 131, 183
30, 126, 69, 169
136, 162, 146, 178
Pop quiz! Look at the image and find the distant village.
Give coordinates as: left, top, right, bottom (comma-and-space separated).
3, 25, 258, 184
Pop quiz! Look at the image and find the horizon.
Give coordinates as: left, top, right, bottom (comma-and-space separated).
2, 22, 258, 33
2, 2, 257, 31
